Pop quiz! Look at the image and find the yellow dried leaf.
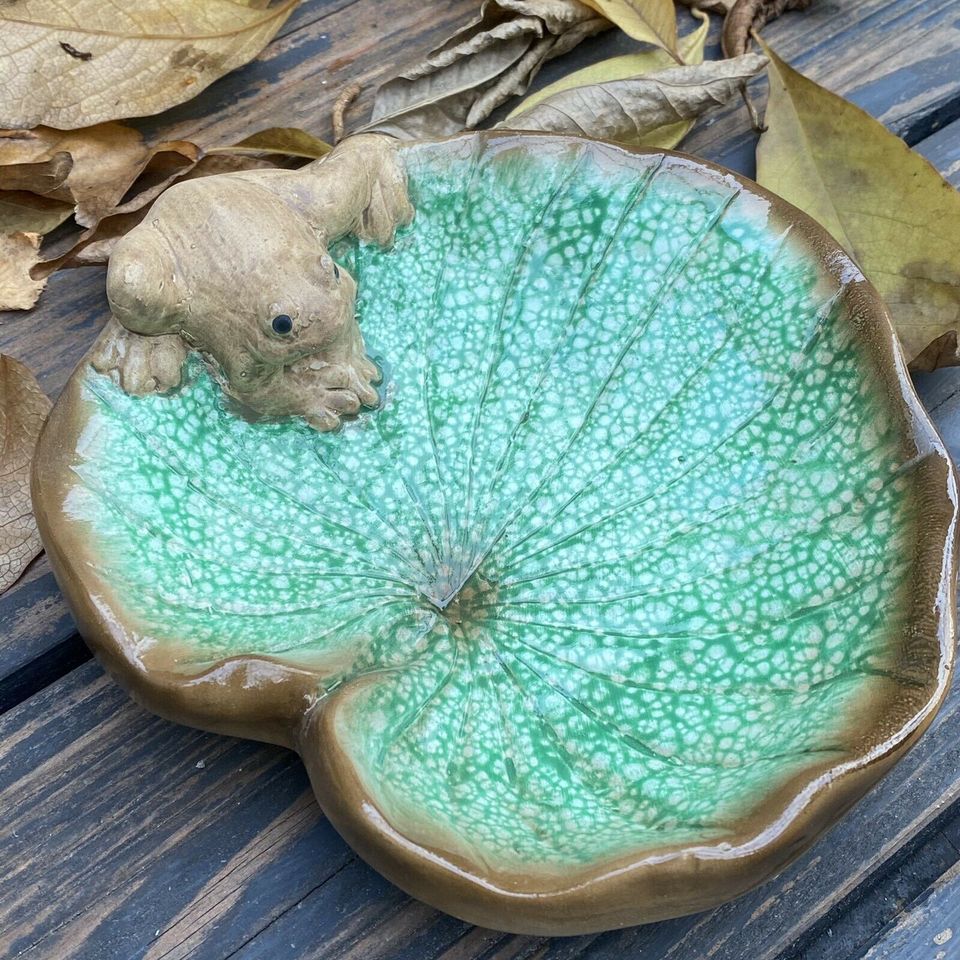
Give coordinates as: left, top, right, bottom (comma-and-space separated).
207, 127, 332, 159
756, 43, 960, 369
579, 0, 680, 60
363, 0, 607, 140
506, 9, 709, 148
0, 355, 51, 593
0, 192, 74, 235
0, 0, 298, 129
0, 233, 46, 310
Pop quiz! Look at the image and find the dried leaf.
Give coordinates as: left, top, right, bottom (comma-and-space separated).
0, 125, 200, 228
506, 8, 709, 148
0, 233, 47, 310
756, 43, 960, 370
206, 127, 332, 159
0, 355, 52, 593
0, 152, 73, 195
0, 0, 299, 129
0, 192, 74, 235
722, 0, 811, 57
578, 0, 680, 60
362, 0, 608, 139
500, 53, 767, 143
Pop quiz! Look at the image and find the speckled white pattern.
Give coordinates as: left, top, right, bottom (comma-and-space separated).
68, 137, 919, 869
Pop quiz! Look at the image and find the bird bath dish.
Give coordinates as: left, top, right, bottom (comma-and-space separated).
33, 132, 958, 934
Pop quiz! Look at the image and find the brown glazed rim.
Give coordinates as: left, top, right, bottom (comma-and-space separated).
32, 132, 959, 935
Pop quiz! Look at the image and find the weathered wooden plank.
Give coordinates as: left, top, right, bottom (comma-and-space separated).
137, 0, 480, 146
914, 367, 960, 466
0, 556, 84, 714
861, 860, 960, 959
1, 4, 960, 956
6, 645, 960, 960
677, 0, 960, 175
0, 663, 349, 959
917, 116, 960, 183
798, 820, 960, 960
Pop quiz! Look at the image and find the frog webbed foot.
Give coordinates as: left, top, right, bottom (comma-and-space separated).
91, 318, 189, 394
290, 355, 380, 431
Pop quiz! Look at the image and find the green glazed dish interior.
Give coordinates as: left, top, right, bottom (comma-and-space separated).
60, 137, 949, 905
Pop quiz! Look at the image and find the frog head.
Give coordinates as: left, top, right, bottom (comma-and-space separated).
106, 175, 377, 418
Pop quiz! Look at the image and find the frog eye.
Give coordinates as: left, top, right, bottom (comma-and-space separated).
333, 263, 341, 283
271, 314, 294, 336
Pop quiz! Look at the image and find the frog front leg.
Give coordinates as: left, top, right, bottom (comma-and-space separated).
226, 356, 379, 432
90, 317, 188, 394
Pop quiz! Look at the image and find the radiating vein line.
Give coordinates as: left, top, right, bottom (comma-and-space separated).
444, 629, 479, 789
379, 622, 458, 767
256, 602, 413, 659
487, 552, 900, 649
493, 487, 897, 608
166, 602, 415, 671
484, 320, 742, 569
506, 647, 681, 766
507, 628, 890, 699
85, 375, 420, 581
480, 622, 634, 817
460, 148, 593, 568
318, 608, 440, 698
75, 467, 416, 594
476, 156, 666, 521
497, 292, 847, 571
497, 399, 898, 591
508, 645, 847, 771
421, 138, 487, 558
461, 186, 745, 585
475, 630, 533, 790
310, 447, 433, 578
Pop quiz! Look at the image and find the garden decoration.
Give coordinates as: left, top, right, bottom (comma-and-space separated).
32, 130, 958, 935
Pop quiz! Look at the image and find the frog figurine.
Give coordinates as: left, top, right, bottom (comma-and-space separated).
90, 133, 414, 431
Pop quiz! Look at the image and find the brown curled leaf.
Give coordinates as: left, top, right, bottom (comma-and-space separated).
0, 232, 47, 310
0, 354, 52, 593
0, 191, 75, 235
361, 0, 609, 140
0, 125, 200, 228
506, 8, 710, 148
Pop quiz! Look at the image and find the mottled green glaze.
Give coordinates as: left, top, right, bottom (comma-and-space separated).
69, 138, 918, 870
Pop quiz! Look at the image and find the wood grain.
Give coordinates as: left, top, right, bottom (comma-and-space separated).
6, 640, 960, 959
860, 860, 960, 959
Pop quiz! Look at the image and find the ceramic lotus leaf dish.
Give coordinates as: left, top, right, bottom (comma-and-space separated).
33, 132, 957, 935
